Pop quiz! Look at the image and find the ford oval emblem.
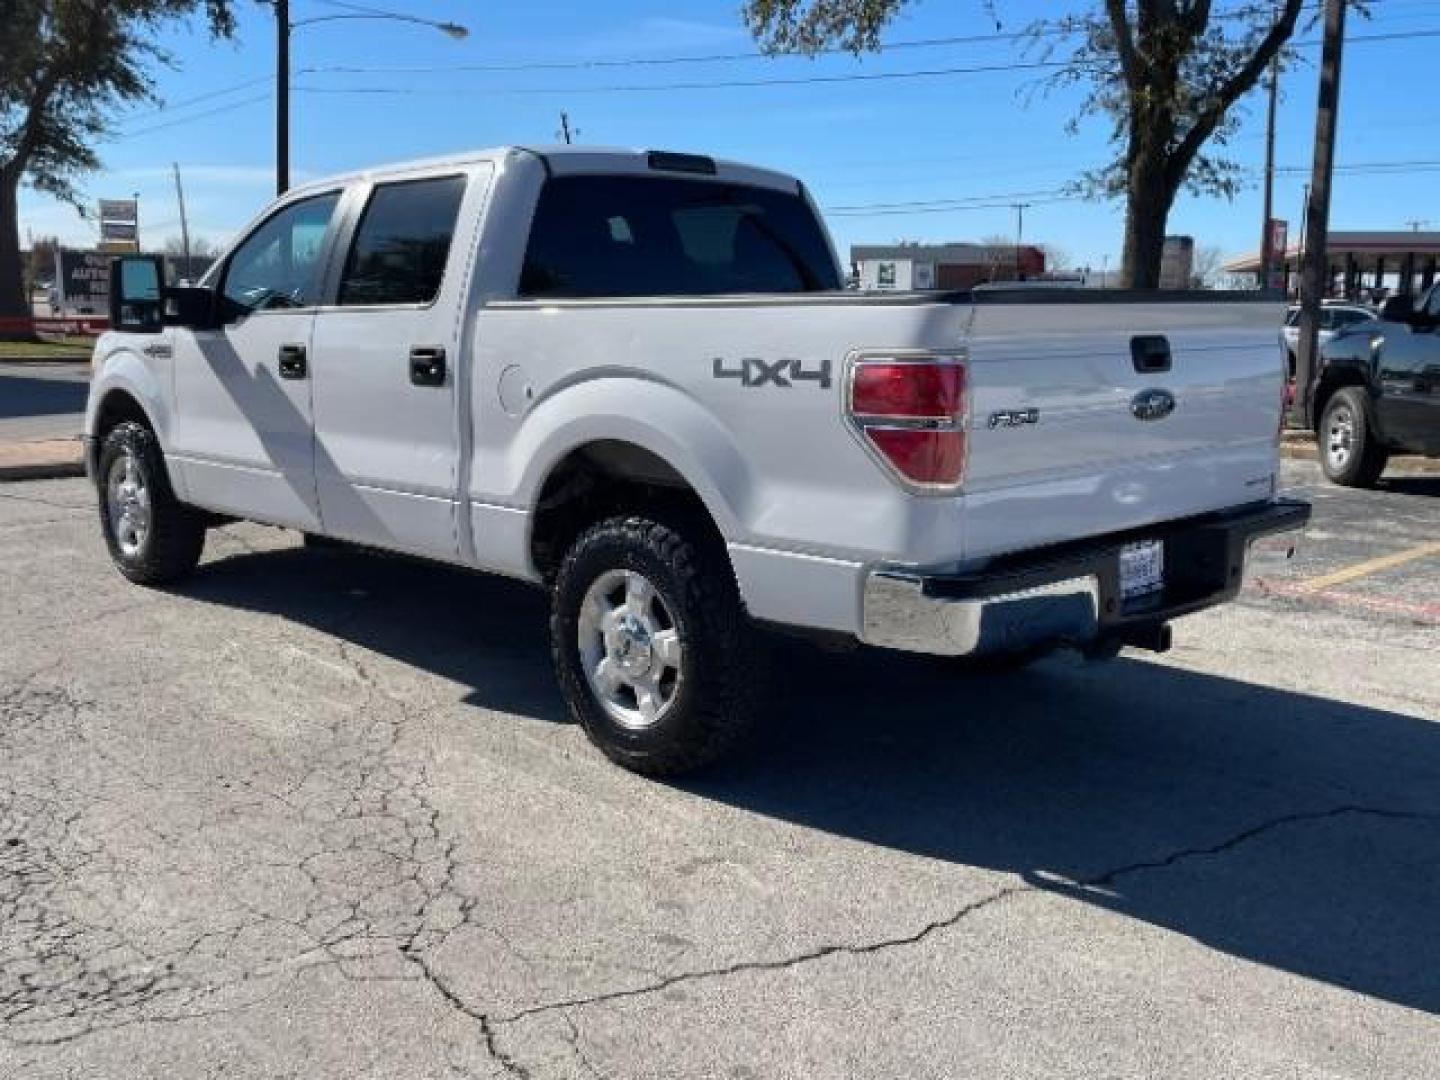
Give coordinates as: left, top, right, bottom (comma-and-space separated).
1131, 388, 1176, 422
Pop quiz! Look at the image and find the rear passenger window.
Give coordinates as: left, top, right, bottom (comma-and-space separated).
338, 175, 467, 306
520, 175, 840, 298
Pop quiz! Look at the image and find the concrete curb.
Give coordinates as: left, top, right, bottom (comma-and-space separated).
0, 439, 86, 482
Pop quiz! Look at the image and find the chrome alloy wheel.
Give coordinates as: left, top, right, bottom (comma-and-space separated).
1325, 403, 1355, 471
106, 449, 151, 558
577, 569, 683, 730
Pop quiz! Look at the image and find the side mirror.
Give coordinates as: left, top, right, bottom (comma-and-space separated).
164, 285, 220, 331
1378, 295, 1415, 324
108, 255, 165, 333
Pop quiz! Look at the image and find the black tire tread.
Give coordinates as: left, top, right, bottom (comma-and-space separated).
1320, 387, 1388, 488
97, 421, 206, 586
550, 513, 762, 776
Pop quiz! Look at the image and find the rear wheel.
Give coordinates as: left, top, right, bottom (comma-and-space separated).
550, 514, 763, 776
1319, 387, 1388, 488
97, 421, 206, 585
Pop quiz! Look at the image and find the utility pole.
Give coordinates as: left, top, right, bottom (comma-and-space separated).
172, 163, 192, 281
276, 0, 290, 195
1258, 51, 1280, 291
558, 111, 576, 145
1295, 0, 1346, 428
1011, 202, 1030, 281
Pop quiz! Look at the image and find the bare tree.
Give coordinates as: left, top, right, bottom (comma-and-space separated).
1190, 243, 1225, 288
743, 0, 1368, 287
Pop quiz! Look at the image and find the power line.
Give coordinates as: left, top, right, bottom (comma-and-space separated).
106, 9, 1434, 130
289, 26, 1440, 98
119, 93, 271, 137
296, 57, 1071, 96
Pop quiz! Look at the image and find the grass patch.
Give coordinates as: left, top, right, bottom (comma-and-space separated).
0, 337, 94, 360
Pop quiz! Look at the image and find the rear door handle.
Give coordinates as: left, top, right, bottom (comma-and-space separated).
409, 346, 447, 387
278, 343, 307, 380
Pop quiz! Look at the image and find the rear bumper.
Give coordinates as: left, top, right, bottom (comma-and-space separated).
861, 498, 1311, 657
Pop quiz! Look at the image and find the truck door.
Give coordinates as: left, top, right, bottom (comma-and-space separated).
308, 168, 486, 558
169, 190, 343, 529
1377, 286, 1440, 453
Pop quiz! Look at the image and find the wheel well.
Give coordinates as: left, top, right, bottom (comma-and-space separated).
1311, 370, 1368, 432
95, 389, 152, 438
530, 441, 724, 581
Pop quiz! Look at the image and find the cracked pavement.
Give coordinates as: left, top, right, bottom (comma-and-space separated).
1, 467, 1438, 1078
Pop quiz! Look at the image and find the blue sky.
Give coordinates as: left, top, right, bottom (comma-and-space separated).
18, 0, 1440, 274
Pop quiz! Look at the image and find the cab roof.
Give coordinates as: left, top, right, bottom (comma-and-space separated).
286, 145, 804, 198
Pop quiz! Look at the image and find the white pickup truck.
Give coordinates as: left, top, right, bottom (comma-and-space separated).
88, 146, 1309, 774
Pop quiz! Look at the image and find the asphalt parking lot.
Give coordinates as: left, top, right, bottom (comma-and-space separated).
1, 461, 1437, 1079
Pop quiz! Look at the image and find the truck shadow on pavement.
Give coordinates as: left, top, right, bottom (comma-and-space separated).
1378, 474, 1440, 497
183, 540, 1440, 1018
0, 372, 89, 420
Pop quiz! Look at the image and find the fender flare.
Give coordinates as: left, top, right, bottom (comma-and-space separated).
499, 375, 761, 542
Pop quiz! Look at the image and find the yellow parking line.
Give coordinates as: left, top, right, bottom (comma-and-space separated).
1296, 541, 1440, 593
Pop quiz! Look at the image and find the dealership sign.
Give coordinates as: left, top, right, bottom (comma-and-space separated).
53, 249, 112, 315
98, 198, 139, 246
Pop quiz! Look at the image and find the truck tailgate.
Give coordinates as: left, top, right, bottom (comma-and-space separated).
961, 299, 1286, 560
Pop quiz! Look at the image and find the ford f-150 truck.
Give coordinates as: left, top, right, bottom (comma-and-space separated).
1311, 283, 1440, 486
87, 146, 1309, 775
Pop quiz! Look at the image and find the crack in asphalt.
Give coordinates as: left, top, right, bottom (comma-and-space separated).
5, 617, 1437, 1076
1081, 804, 1440, 889
482, 802, 1439, 1044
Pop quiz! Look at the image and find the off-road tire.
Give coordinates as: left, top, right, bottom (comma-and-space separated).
97, 421, 206, 585
550, 514, 764, 776
1319, 387, 1388, 488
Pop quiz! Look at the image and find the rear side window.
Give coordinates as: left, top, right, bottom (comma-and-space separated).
519, 175, 840, 298
338, 175, 467, 306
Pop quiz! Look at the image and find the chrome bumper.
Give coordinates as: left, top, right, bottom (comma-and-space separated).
861, 498, 1311, 658
864, 572, 1102, 657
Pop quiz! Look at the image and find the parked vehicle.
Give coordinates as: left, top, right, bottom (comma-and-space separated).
1281, 302, 1374, 379
1309, 283, 1440, 486
86, 146, 1309, 775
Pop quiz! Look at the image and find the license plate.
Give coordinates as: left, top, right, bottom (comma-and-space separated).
1119, 540, 1165, 600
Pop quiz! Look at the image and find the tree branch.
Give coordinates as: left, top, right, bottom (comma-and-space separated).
1168, 0, 1303, 182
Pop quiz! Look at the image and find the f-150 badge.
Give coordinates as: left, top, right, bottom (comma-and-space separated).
712, 356, 832, 389
988, 408, 1040, 429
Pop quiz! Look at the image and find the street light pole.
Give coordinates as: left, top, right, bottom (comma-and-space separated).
276, 0, 289, 196
273, 5, 468, 197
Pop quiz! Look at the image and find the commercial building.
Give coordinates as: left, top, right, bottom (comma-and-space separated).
1222, 230, 1440, 299
851, 243, 1046, 290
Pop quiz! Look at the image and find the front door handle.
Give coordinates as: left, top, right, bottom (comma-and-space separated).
409, 346, 447, 387
278, 343, 307, 380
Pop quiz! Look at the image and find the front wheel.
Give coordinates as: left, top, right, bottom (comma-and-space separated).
97, 422, 206, 585
550, 515, 763, 776
1319, 387, 1388, 488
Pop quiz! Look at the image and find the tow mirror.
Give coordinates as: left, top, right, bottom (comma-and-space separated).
108, 255, 165, 333
164, 285, 220, 331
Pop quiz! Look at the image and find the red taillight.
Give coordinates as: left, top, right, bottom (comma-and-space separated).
851, 362, 963, 419
847, 357, 968, 488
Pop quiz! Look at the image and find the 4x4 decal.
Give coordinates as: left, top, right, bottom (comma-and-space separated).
712, 356, 833, 389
